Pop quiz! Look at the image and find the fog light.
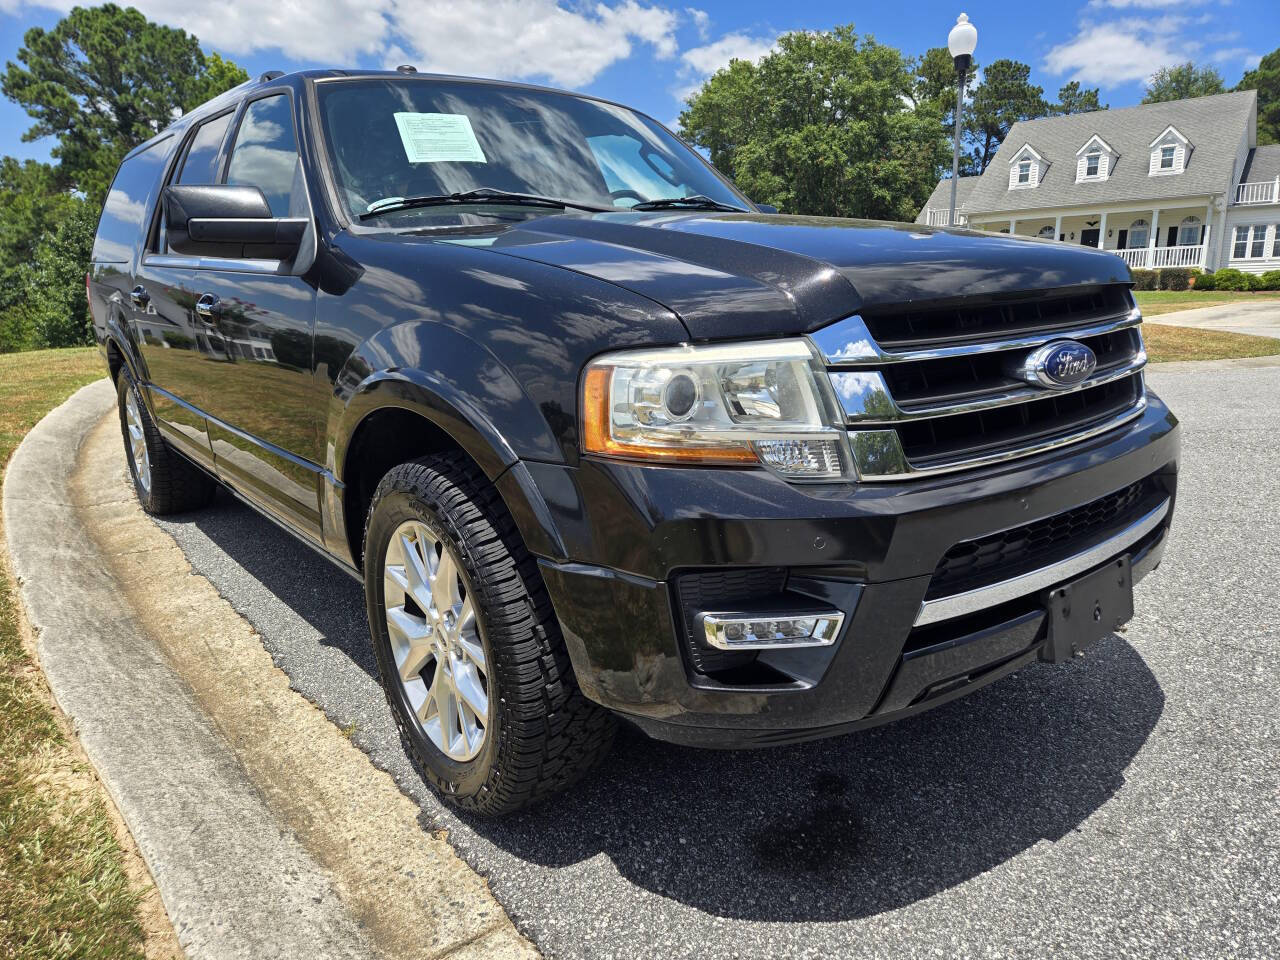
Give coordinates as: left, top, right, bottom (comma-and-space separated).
753, 438, 843, 479
702, 610, 845, 650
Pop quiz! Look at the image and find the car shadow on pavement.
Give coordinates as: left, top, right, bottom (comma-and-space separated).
170, 488, 1165, 924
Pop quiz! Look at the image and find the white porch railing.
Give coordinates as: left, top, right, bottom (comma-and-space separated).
1234, 178, 1279, 205
1118, 244, 1206, 269
924, 208, 966, 226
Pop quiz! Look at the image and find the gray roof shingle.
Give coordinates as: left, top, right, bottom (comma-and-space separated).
961, 90, 1256, 217
915, 175, 980, 222
1240, 144, 1280, 184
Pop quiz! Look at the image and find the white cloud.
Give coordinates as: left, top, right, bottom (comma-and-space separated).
685, 7, 710, 40
0, 0, 395, 61
671, 30, 774, 103
680, 32, 775, 75
1087, 0, 1207, 8
0, 0, 682, 86
391, 0, 679, 87
1044, 16, 1201, 85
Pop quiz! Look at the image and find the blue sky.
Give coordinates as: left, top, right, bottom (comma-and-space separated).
1, 0, 1276, 164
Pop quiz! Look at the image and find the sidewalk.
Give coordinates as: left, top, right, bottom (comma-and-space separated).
1144, 298, 1280, 338
3, 380, 536, 960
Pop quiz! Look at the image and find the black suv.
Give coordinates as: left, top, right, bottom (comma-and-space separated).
89, 70, 1179, 815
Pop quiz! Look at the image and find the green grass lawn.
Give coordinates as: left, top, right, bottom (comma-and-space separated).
0, 346, 156, 959
1134, 289, 1280, 317
1143, 323, 1280, 363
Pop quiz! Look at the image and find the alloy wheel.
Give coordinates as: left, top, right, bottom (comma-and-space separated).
383, 520, 489, 761
125, 388, 152, 493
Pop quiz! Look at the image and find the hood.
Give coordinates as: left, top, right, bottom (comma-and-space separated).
461, 212, 1132, 341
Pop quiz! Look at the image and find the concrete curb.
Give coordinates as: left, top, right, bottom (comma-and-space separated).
4, 379, 376, 959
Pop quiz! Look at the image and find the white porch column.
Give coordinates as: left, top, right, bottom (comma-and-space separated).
1149, 208, 1161, 269
1098, 211, 1108, 250
1203, 203, 1213, 269
1009, 217, 1016, 234
1054, 214, 1062, 242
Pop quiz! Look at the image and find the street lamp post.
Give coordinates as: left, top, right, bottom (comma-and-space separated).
947, 12, 977, 227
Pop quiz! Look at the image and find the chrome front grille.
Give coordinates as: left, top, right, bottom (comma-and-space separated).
809, 286, 1147, 481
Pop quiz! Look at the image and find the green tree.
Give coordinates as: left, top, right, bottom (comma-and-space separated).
912, 46, 982, 175
0, 159, 76, 318
967, 59, 1047, 172
1236, 49, 1280, 146
1142, 62, 1226, 104
680, 25, 947, 221
1053, 81, 1106, 115
7, 198, 97, 349
1, 4, 248, 202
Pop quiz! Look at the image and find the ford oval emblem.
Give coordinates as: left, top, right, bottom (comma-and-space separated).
1019, 340, 1097, 389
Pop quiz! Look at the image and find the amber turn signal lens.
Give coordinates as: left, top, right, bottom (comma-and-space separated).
581, 367, 758, 464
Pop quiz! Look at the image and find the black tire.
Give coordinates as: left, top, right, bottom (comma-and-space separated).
364, 452, 615, 815
116, 369, 216, 515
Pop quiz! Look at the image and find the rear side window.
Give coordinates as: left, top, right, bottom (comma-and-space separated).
92, 137, 170, 263
226, 95, 303, 216
178, 112, 233, 185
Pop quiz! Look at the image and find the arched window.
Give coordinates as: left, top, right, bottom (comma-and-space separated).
1037, 224, 1056, 239
1128, 218, 1150, 249
1178, 215, 1202, 246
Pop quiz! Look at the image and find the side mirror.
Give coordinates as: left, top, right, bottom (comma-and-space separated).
755, 202, 779, 214
165, 185, 307, 260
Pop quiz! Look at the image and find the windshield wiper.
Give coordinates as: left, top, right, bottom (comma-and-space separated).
630, 194, 747, 212
359, 188, 610, 220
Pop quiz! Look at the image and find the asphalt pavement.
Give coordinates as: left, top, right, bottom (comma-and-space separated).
150, 361, 1280, 960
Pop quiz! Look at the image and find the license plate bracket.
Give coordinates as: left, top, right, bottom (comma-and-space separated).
1041, 556, 1134, 663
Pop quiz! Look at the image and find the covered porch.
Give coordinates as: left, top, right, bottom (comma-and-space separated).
969, 202, 1216, 271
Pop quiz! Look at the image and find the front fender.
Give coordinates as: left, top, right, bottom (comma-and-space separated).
330, 320, 562, 483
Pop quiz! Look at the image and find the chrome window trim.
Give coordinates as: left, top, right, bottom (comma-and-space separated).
831, 348, 1147, 426
914, 496, 1170, 626
848, 393, 1148, 481
142, 253, 285, 274
808, 307, 1142, 368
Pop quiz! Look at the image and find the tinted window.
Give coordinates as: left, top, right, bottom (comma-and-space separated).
226, 95, 302, 217
92, 138, 170, 263
315, 78, 746, 222
178, 112, 233, 184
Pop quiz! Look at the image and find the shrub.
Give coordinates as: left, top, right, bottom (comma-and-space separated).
1130, 268, 1158, 291
1257, 270, 1280, 291
1157, 267, 1195, 291
1210, 268, 1253, 291
1193, 271, 1216, 290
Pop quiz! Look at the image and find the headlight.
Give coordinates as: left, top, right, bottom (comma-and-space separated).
581, 339, 848, 480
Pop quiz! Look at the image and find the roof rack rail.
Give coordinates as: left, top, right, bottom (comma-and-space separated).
259, 70, 285, 82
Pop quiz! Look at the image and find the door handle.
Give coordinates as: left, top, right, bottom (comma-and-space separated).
194, 293, 221, 321
129, 285, 150, 306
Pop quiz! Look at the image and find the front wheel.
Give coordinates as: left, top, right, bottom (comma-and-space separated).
364, 452, 615, 815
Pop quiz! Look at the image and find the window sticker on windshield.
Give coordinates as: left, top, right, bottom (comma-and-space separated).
393, 113, 487, 164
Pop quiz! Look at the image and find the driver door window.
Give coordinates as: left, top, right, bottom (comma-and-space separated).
226, 95, 304, 217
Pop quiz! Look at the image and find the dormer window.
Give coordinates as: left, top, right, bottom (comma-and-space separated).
1075, 134, 1115, 182
1149, 126, 1190, 176
1008, 143, 1045, 190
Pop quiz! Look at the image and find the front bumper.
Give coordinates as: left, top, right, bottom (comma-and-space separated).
523, 390, 1180, 748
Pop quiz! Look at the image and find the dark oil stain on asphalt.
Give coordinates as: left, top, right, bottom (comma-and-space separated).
750, 771, 860, 874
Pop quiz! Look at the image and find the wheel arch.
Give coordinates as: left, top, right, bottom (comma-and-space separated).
335, 373, 567, 572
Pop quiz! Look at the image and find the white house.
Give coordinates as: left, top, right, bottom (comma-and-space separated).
916, 90, 1280, 275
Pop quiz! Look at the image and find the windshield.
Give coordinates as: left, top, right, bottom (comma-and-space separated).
315, 77, 748, 224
